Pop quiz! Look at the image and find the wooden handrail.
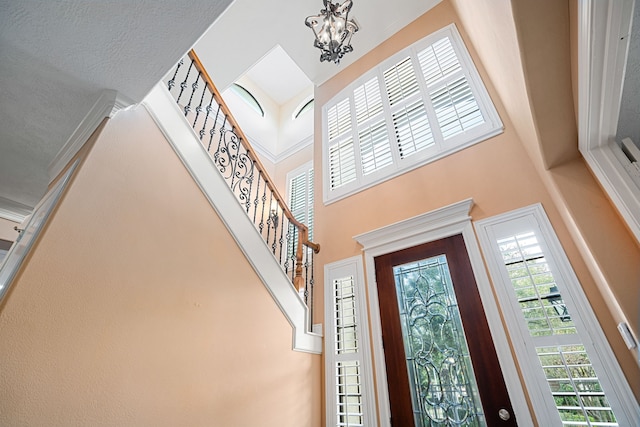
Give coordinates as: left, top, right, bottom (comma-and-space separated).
187, 50, 320, 273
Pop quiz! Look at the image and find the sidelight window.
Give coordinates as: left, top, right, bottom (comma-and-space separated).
475, 205, 638, 426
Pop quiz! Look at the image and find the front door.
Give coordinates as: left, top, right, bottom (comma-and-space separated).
374, 234, 517, 426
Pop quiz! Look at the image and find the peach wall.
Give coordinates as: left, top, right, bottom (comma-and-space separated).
313, 0, 639, 403
0, 106, 321, 426
452, 0, 640, 386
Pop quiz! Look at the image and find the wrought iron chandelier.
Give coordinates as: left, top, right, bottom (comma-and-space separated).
305, 0, 359, 64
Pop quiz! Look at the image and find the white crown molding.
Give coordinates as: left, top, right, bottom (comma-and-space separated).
48, 90, 135, 184
354, 199, 534, 427
143, 83, 322, 354
243, 131, 313, 165
274, 134, 313, 163
0, 196, 32, 223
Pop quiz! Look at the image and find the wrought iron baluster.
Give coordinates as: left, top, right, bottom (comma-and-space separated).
266, 191, 274, 248
176, 60, 194, 105
199, 92, 215, 141
192, 81, 208, 128
252, 170, 261, 224
258, 184, 267, 236
207, 103, 222, 152
278, 212, 285, 265
183, 71, 201, 116
167, 58, 183, 92
215, 115, 228, 166
229, 127, 241, 190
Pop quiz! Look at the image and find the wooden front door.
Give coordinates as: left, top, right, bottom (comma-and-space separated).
374, 234, 517, 426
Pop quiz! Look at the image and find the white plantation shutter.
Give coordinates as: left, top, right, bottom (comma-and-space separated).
354, 77, 392, 176
328, 98, 352, 140
383, 57, 421, 106
325, 258, 376, 427
475, 205, 639, 426
287, 163, 314, 259
418, 36, 484, 140
323, 24, 502, 203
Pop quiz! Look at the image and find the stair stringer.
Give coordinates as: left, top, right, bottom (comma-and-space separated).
143, 84, 322, 354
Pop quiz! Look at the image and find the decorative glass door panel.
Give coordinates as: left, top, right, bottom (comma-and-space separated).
375, 234, 517, 426
393, 255, 485, 426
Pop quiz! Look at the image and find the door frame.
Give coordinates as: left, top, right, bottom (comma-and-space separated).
354, 198, 534, 426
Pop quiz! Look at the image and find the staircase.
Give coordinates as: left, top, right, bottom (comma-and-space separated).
142, 51, 322, 353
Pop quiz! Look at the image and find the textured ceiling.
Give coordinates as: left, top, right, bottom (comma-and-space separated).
0, 0, 233, 215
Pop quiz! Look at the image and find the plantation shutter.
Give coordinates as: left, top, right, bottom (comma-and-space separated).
476, 207, 638, 426
354, 77, 392, 175
288, 164, 314, 258
328, 98, 357, 190
384, 57, 435, 159
325, 258, 375, 427
417, 36, 484, 139
322, 24, 504, 203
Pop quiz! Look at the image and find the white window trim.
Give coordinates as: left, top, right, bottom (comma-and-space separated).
474, 203, 640, 426
323, 24, 503, 205
579, 0, 640, 244
353, 199, 533, 427
324, 256, 377, 427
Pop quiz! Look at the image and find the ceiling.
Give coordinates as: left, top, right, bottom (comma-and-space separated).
194, 0, 442, 90
0, 0, 443, 221
0, 0, 233, 219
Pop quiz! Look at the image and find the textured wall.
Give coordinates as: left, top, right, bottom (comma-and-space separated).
0, 106, 321, 427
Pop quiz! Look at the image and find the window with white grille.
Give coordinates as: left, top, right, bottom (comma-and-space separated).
325, 257, 376, 427
323, 24, 502, 203
475, 205, 639, 426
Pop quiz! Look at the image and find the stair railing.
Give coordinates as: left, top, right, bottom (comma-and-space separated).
165, 50, 320, 315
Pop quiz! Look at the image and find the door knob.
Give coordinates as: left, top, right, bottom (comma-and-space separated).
498, 408, 511, 421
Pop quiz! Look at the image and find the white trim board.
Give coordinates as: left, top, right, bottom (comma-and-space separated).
353, 199, 534, 427
143, 83, 321, 354
578, 0, 640, 244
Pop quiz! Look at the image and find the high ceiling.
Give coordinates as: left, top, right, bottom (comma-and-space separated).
0, 0, 233, 219
0, 0, 442, 221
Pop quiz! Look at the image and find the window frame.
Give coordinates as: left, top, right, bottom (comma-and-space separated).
474, 204, 639, 426
322, 24, 503, 204
578, 0, 640, 244
324, 256, 377, 427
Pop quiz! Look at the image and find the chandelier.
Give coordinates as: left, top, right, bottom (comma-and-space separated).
305, 0, 359, 64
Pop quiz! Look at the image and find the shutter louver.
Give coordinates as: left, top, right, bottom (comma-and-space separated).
329, 137, 357, 189
383, 57, 420, 106
354, 77, 383, 125
359, 121, 392, 175
328, 98, 352, 141
418, 36, 461, 86
392, 100, 434, 159
431, 76, 483, 139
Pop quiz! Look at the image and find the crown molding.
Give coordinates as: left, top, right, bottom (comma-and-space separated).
0, 196, 32, 223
